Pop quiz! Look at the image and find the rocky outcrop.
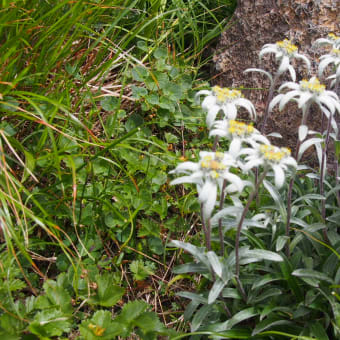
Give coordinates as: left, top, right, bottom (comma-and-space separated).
212, 0, 339, 152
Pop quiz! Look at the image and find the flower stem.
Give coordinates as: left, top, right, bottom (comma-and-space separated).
200, 203, 210, 250
285, 103, 311, 256
212, 135, 219, 152
320, 113, 332, 243
218, 180, 227, 255
260, 73, 280, 134
235, 169, 268, 285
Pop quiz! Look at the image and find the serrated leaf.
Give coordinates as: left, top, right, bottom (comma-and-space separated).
131, 66, 148, 81
29, 310, 71, 338
89, 273, 124, 307
119, 300, 149, 323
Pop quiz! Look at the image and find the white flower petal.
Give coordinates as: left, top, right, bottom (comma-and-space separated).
206, 105, 220, 128
287, 64, 296, 81
223, 103, 237, 120
171, 161, 200, 173
202, 95, 217, 111
229, 138, 242, 157
199, 180, 217, 220
297, 92, 313, 108
236, 98, 256, 119
279, 90, 300, 111
278, 56, 290, 74
272, 164, 285, 188
295, 53, 311, 70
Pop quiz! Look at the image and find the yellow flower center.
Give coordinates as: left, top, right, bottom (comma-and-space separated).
276, 39, 298, 55
212, 85, 242, 104
260, 145, 290, 163
201, 153, 226, 179
332, 48, 340, 57
228, 120, 254, 136
328, 33, 340, 41
89, 324, 106, 336
210, 170, 219, 179
300, 78, 325, 94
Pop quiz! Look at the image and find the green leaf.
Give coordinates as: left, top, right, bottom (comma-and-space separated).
251, 274, 280, 290
309, 321, 329, 340
89, 273, 125, 307
125, 113, 143, 132
227, 307, 258, 329
79, 310, 122, 339
168, 240, 209, 268
154, 47, 168, 59
252, 317, 292, 335
145, 93, 159, 105
148, 237, 164, 255
207, 251, 222, 278
134, 311, 164, 333
29, 310, 71, 338
101, 96, 119, 111
119, 300, 149, 323
240, 249, 283, 264
292, 269, 333, 283
263, 180, 287, 223
130, 260, 156, 281
42, 279, 72, 314
208, 279, 225, 304
131, 66, 148, 81
131, 85, 148, 99
191, 304, 212, 332
137, 40, 148, 52
276, 235, 289, 252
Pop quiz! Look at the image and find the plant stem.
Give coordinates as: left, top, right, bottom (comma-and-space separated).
320, 112, 332, 243
285, 103, 311, 256
235, 169, 268, 292
259, 73, 280, 134
218, 180, 227, 255
200, 203, 211, 251
255, 73, 279, 206
212, 135, 219, 152
334, 76, 340, 207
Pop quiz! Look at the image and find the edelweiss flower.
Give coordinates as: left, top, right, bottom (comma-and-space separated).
314, 33, 340, 49
209, 119, 270, 157
170, 151, 245, 219
259, 39, 310, 81
242, 144, 297, 188
269, 77, 340, 116
318, 47, 340, 80
196, 86, 256, 128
